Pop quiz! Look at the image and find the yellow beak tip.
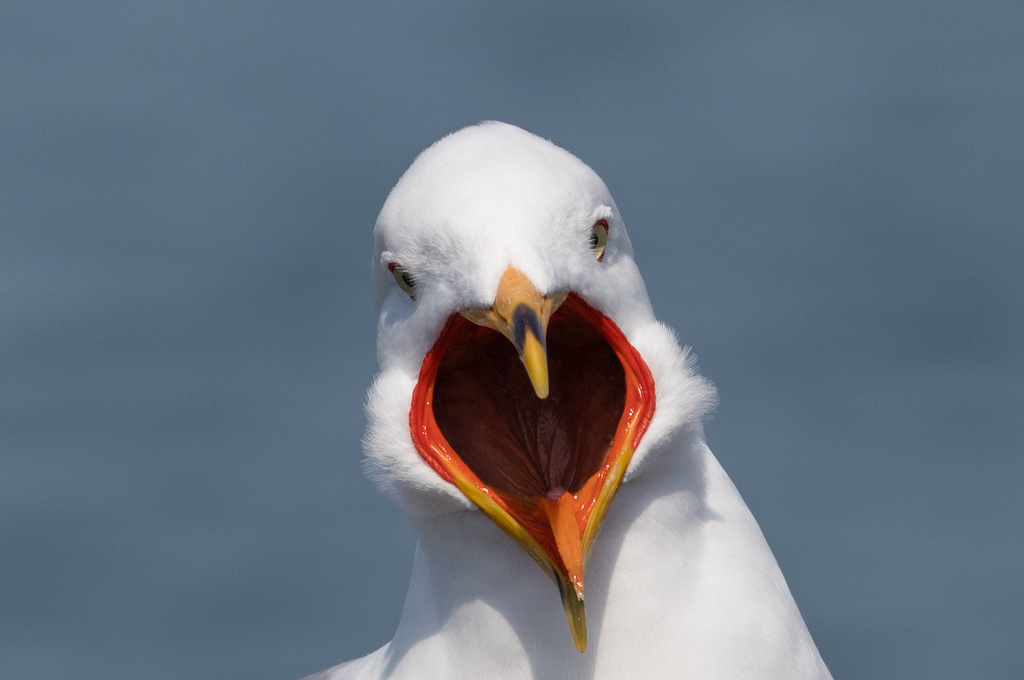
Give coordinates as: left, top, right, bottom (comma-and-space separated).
520, 332, 549, 399
569, 610, 588, 652
559, 581, 588, 653
534, 381, 549, 400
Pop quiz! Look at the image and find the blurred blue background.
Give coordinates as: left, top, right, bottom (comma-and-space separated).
2, 2, 1022, 678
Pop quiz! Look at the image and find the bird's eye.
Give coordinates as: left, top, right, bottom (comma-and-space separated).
590, 220, 608, 262
388, 263, 416, 298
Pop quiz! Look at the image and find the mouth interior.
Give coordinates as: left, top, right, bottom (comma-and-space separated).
432, 296, 626, 504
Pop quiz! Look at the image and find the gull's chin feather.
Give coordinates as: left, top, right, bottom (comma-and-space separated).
623, 321, 717, 481
363, 367, 472, 518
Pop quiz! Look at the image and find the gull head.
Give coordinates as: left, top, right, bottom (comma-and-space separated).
363, 122, 712, 651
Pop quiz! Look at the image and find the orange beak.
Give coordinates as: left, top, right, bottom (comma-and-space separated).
409, 267, 656, 652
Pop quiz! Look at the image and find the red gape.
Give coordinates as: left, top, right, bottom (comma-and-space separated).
409, 293, 655, 574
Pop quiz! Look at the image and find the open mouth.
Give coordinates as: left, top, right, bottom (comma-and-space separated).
433, 296, 625, 502
409, 292, 655, 651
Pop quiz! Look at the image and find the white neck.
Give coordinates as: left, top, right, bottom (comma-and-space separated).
373, 429, 832, 680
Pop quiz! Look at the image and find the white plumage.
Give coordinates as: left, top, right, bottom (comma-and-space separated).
305, 122, 832, 679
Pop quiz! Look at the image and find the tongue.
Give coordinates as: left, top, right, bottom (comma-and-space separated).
537, 489, 585, 596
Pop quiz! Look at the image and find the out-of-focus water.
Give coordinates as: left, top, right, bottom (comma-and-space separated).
2, 2, 1021, 678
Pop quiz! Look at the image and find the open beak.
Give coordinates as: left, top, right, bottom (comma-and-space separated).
409, 267, 656, 652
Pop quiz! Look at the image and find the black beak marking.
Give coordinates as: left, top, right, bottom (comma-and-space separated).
511, 303, 545, 354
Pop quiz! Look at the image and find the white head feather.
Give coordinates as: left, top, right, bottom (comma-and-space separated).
364, 121, 715, 520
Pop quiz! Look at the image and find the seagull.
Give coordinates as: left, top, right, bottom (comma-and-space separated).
305, 122, 832, 679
